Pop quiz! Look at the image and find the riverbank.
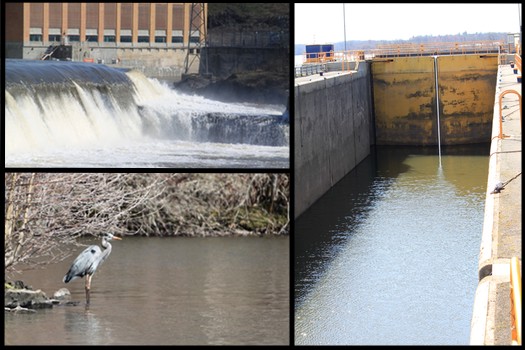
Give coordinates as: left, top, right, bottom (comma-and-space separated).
173, 70, 289, 106
5, 280, 75, 312
176, 3, 290, 106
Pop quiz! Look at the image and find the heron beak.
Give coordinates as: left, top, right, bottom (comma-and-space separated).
113, 236, 122, 240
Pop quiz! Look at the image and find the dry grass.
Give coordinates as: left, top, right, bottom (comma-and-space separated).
124, 173, 290, 237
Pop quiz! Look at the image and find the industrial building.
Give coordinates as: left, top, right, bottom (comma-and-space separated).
5, 3, 207, 75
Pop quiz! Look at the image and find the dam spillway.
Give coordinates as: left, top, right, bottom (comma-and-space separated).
5, 59, 289, 168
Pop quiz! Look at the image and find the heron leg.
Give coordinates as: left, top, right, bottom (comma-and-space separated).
85, 274, 92, 305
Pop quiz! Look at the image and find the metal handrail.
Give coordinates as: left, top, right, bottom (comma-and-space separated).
298, 50, 366, 72
300, 42, 506, 65
374, 40, 505, 57
498, 90, 522, 139
295, 63, 325, 78
514, 53, 521, 74
510, 256, 522, 345
304, 51, 336, 64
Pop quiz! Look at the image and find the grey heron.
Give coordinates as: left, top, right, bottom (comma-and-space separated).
63, 233, 122, 304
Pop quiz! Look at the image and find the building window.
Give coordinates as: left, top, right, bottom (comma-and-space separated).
120, 36, 132, 43
29, 34, 43, 42
172, 36, 183, 43
68, 35, 80, 42
104, 36, 116, 43
155, 36, 166, 43
138, 36, 149, 43
49, 35, 61, 42
190, 37, 200, 44
86, 35, 98, 42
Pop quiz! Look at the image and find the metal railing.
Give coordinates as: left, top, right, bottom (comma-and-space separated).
498, 90, 522, 139
301, 50, 367, 65
296, 49, 367, 77
304, 51, 336, 63
295, 63, 325, 77
510, 256, 522, 345
206, 30, 289, 48
373, 40, 505, 57
295, 41, 514, 80
514, 52, 521, 74
298, 41, 507, 66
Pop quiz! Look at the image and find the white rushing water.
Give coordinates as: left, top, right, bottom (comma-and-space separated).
5, 60, 288, 168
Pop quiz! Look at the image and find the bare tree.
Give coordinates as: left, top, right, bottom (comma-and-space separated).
5, 173, 289, 274
125, 173, 290, 236
4, 173, 167, 274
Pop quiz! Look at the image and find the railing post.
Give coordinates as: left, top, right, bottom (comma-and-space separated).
499, 90, 522, 139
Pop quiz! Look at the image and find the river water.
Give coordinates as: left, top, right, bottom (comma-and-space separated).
295, 145, 489, 345
5, 236, 289, 345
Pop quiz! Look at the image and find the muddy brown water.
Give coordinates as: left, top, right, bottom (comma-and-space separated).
5, 236, 289, 345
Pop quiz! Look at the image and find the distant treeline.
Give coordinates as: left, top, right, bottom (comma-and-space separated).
295, 32, 509, 55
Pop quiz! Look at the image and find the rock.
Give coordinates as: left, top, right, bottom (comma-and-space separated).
13, 280, 32, 290
176, 73, 215, 91
64, 301, 81, 306
5, 305, 37, 314
4, 289, 53, 309
53, 288, 71, 300
173, 72, 288, 106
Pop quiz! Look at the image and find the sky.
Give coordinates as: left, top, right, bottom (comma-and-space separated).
294, 3, 521, 44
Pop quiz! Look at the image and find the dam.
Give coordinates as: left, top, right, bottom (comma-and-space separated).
5, 59, 289, 168
295, 42, 521, 344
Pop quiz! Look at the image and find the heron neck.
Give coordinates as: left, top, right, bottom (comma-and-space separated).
101, 238, 112, 251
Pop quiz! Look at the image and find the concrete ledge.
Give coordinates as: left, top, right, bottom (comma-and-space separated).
470, 61, 522, 345
470, 274, 513, 345
470, 277, 491, 345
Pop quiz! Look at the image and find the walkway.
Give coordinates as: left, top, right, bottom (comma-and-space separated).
470, 58, 522, 345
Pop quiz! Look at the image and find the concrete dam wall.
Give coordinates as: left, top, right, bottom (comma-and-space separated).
294, 63, 373, 218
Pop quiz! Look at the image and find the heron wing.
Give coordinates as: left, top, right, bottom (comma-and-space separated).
63, 245, 102, 283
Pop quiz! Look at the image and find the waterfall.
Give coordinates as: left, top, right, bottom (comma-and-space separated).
5, 59, 289, 157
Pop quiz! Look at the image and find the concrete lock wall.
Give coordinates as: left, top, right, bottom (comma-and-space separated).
372, 54, 498, 145
294, 63, 373, 219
